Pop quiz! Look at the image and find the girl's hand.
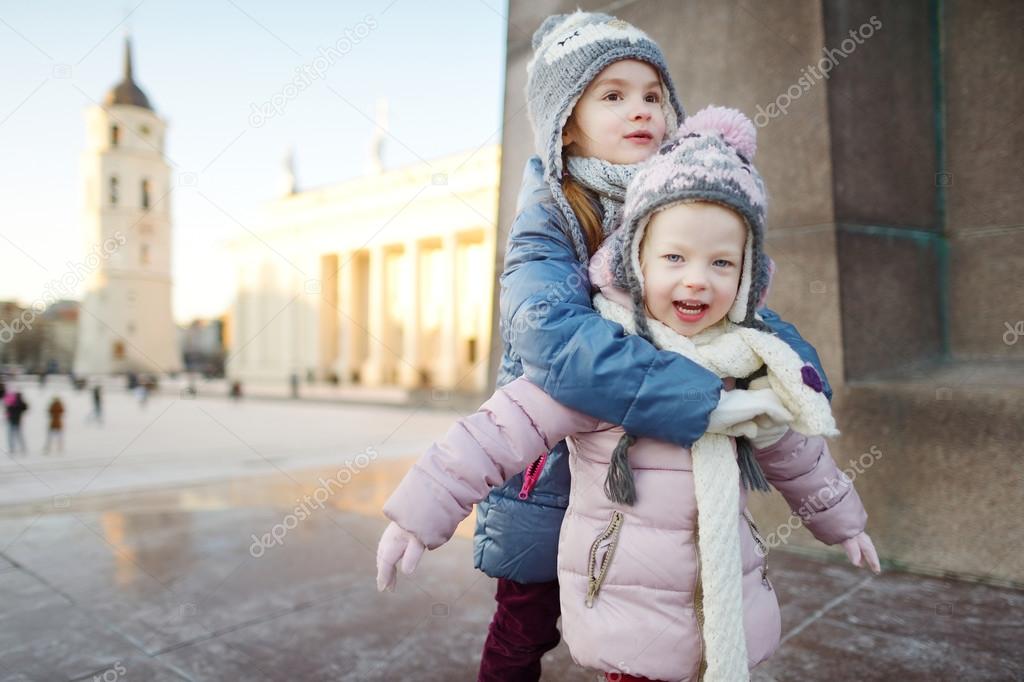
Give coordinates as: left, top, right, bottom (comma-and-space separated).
707, 388, 793, 438
376, 522, 426, 592
841, 532, 881, 574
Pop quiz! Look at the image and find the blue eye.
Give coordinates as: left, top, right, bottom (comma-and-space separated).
713, 259, 734, 267
664, 254, 682, 263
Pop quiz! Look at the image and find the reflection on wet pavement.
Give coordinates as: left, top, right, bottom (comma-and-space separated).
1, 456, 1021, 680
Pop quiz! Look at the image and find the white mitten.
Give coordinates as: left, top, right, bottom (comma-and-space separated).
750, 414, 792, 449
376, 521, 426, 592
747, 377, 793, 449
707, 388, 793, 439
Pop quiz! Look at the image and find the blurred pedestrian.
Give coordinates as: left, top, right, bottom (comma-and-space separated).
134, 381, 149, 407
43, 396, 65, 454
87, 384, 103, 424
5, 391, 29, 455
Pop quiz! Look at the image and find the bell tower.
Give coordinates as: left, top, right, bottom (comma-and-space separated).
74, 36, 181, 375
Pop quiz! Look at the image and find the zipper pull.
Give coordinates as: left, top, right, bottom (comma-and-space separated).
517, 453, 547, 500
585, 578, 598, 608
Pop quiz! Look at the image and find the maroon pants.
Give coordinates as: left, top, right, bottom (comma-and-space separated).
477, 578, 562, 682
476, 577, 657, 681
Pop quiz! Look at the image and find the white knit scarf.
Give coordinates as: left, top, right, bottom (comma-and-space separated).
593, 292, 837, 682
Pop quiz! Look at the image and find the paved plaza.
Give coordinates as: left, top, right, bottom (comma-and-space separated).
0, 377, 457, 508
1, 379, 1021, 681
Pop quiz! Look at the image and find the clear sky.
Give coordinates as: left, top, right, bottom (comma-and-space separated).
0, 0, 507, 324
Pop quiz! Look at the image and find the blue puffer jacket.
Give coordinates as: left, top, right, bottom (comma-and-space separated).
472, 157, 833, 583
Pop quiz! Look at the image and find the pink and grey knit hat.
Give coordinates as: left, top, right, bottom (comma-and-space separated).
591, 106, 774, 337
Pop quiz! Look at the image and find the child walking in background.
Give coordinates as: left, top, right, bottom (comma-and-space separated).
43, 396, 65, 455
378, 107, 879, 681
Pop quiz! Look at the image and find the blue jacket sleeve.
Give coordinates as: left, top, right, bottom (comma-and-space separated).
501, 202, 723, 449
758, 308, 833, 401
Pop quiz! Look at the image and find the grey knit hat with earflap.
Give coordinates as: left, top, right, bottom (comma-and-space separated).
526, 11, 685, 263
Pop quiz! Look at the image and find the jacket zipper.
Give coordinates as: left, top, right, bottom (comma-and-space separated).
694, 522, 706, 681
585, 510, 623, 607
743, 509, 772, 590
517, 452, 547, 500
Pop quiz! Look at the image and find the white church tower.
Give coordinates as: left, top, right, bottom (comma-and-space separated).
73, 37, 181, 376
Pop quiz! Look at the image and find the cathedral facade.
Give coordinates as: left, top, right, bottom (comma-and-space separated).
225, 145, 500, 394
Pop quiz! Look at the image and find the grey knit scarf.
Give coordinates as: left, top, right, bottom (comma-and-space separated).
565, 155, 642, 239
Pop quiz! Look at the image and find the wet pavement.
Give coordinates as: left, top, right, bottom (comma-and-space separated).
3, 466, 1022, 681
1, 388, 1022, 680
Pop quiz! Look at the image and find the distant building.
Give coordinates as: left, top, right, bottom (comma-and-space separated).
179, 318, 226, 377
0, 301, 35, 372
40, 300, 79, 373
0, 300, 78, 374
226, 141, 500, 393
73, 37, 181, 376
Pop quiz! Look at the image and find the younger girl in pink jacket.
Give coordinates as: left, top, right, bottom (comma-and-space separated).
378, 107, 879, 682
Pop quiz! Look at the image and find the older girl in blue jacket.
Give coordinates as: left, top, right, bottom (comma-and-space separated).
377, 11, 832, 681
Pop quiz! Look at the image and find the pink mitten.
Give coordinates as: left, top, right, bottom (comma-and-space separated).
841, 532, 881, 574
376, 521, 426, 592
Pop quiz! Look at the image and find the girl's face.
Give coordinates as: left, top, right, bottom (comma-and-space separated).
562, 59, 668, 164
639, 202, 747, 336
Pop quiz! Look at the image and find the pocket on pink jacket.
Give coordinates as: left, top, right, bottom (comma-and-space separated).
586, 510, 624, 608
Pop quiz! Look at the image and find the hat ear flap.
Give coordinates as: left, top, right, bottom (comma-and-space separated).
756, 256, 776, 309
729, 227, 755, 324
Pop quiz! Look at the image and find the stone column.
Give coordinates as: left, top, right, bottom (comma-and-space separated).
360, 246, 386, 386
435, 233, 459, 388
318, 253, 340, 381
474, 234, 495, 391
398, 240, 422, 387
336, 253, 354, 384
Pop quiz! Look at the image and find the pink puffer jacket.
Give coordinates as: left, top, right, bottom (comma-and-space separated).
383, 377, 868, 681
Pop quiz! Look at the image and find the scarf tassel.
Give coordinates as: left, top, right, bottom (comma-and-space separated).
605, 433, 638, 506
736, 437, 772, 492
604, 434, 771, 506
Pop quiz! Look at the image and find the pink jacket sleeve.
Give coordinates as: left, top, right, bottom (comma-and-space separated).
382, 376, 600, 549
753, 429, 868, 545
